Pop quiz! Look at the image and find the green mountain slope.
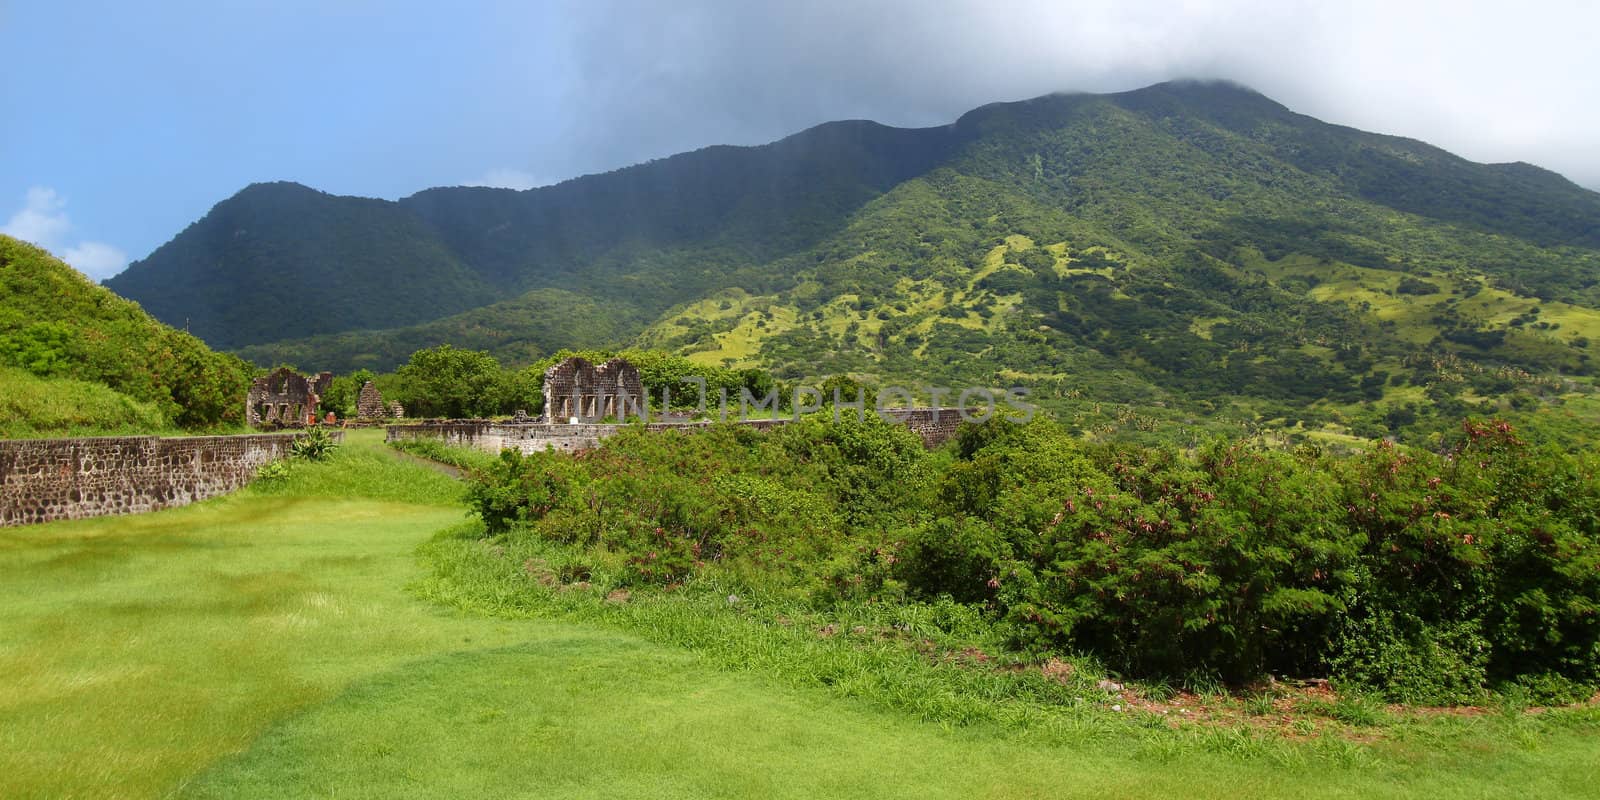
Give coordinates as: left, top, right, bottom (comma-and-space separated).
0, 235, 251, 433
104, 182, 502, 349
233, 288, 636, 373
105, 81, 1600, 442
109, 121, 968, 350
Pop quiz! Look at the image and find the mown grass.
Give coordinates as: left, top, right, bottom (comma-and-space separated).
0, 431, 503, 797
6, 431, 1599, 798
178, 634, 1600, 800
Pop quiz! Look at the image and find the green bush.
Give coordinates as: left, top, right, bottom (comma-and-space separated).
460, 414, 1600, 701
937, 426, 1361, 681
290, 426, 341, 461
254, 460, 291, 483
1330, 422, 1600, 699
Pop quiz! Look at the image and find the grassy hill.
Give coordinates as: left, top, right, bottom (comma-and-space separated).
0, 366, 169, 439
108, 81, 1600, 443
0, 235, 252, 435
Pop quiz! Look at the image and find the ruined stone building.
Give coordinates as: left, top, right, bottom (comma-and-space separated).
247, 368, 333, 427
542, 356, 644, 421
356, 380, 387, 419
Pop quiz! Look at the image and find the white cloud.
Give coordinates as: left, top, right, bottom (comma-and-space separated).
1, 187, 129, 281
562, 0, 1600, 190
1, 187, 73, 246
61, 241, 131, 280
462, 168, 548, 191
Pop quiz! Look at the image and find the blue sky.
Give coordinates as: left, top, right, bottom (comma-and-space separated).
5, 0, 1599, 281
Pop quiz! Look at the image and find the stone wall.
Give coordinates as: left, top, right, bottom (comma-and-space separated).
893, 408, 969, 447
386, 409, 971, 455
0, 432, 337, 527
248, 368, 333, 427
541, 356, 646, 421
356, 380, 387, 419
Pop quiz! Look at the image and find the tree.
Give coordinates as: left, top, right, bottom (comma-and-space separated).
319, 368, 376, 418
395, 345, 504, 418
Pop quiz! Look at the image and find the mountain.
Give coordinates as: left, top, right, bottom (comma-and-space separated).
0, 235, 252, 435
107, 81, 1600, 442
109, 119, 968, 350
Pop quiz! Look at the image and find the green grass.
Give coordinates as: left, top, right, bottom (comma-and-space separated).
176, 638, 1600, 800
384, 436, 501, 474
0, 365, 174, 438
6, 431, 1600, 798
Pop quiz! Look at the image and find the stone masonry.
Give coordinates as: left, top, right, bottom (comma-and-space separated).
0, 432, 341, 527
542, 356, 645, 422
356, 380, 387, 419
248, 367, 334, 427
386, 408, 972, 455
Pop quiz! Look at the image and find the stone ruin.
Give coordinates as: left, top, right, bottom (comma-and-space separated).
247, 367, 333, 428
356, 380, 387, 420
542, 356, 644, 422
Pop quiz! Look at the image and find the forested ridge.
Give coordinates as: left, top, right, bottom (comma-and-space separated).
106, 80, 1600, 444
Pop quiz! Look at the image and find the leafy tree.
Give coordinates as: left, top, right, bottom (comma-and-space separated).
395, 345, 505, 418
319, 368, 376, 418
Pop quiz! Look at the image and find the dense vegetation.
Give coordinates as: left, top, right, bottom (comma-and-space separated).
110, 120, 961, 350
458, 415, 1600, 705
115, 81, 1600, 446
0, 235, 252, 433
367, 344, 780, 419
0, 366, 169, 438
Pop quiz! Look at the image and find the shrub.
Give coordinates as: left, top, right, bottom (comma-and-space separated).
1396, 276, 1442, 295
459, 415, 1600, 701
290, 426, 341, 461
897, 517, 1008, 604
254, 460, 291, 483
949, 428, 1359, 681
1330, 422, 1600, 698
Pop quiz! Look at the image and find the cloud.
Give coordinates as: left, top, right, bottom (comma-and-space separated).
462, 168, 548, 191
1, 187, 129, 281
548, 0, 1600, 190
61, 242, 132, 280
1, 187, 73, 246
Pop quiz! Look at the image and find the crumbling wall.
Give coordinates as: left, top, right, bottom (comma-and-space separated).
595, 358, 645, 419
356, 380, 387, 419
384, 420, 500, 450
541, 356, 646, 421
0, 432, 339, 527
541, 357, 597, 421
248, 368, 334, 427
895, 408, 968, 447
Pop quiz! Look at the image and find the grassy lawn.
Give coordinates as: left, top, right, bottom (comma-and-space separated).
4, 431, 1598, 798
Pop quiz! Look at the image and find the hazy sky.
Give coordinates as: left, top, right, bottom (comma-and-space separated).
4, 0, 1597, 280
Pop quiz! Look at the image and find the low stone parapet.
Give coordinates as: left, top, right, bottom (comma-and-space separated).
385, 409, 972, 455
0, 431, 340, 527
